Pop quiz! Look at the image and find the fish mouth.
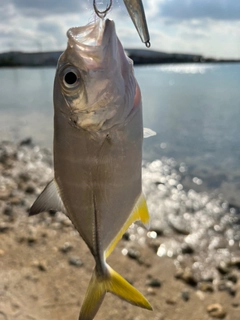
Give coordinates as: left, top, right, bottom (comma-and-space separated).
67, 19, 116, 69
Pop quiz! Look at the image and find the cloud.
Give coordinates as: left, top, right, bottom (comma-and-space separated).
11, 0, 85, 17
144, 0, 162, 19
0, 1, 96, 52
0, 0, 240, 58
159, 0, 240, 21
0, 3, 16, 22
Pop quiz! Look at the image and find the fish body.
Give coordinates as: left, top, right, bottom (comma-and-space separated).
30, 18, 152, 319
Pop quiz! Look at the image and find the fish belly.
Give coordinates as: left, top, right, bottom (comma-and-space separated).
54, 106, 143, 255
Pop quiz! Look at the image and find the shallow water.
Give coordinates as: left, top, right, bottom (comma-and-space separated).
1, 63, 240, 205
140, 63, 240, 207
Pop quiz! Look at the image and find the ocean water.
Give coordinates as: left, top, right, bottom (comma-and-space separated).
0, 63, 240, 205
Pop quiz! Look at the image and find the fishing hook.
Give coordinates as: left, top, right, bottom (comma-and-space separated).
93, 0, 113, 18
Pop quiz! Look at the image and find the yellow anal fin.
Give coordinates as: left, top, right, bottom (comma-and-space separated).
78, 264, 152, 320
105, 193, 149, 258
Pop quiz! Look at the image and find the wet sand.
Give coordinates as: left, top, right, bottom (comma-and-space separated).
0, 140, 239, 320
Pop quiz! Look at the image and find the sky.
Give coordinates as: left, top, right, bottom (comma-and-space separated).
1, 0, 240, 59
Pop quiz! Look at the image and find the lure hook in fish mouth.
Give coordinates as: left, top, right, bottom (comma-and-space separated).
93, 0, 113, 18
92, 0, 150, 47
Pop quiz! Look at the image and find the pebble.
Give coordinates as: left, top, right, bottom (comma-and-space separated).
147, 239, 161, 253
127, 247, 141, 260
61, 219, 73, 227
19, 137, 32, 146
181, 242, 194, 254
217, 261, 231, 275
150, 226, 163, 236
126, 247, 146, 265
146, 278, 161, 288
195, 290, 205, 300
228, 287, 236, 296
146, 287, 156, 296
51, 222, 61, 229
0, 223, 10, 233
207, 303, 226, 319
25, 273, 39, 282
0, 189, 11, 200
198, 282, 214, 293
226, 273, 238, 283
232, 301, 239, 308
8, 196, 23, 205
68, 256, 83, 267
32, 260, 47, 272
181, 290, 190, 301
175, 267, 197, 286
59, 242, 73, 253
165, 298, 176, 305
218, 281, 236, 296
41, 231, 49, 238
122, 231, 130, 241
0, 249, 5, 256
25, 183, 36, 194
3, 206, 13, 216
18, 172, 31, 182
229, 257, 240, 269
28, 237, 37, 246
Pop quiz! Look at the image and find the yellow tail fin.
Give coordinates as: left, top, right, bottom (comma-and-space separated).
107, 266, 152, 309
79, 264, 152, 320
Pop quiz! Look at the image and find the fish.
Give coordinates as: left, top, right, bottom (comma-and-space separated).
29, 18, 152, 319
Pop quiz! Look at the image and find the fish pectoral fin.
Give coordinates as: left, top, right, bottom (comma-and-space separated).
79, 264, 152, 320
29, 179, 66, 216
143, 127, 156, 138
105, 193, 150, 258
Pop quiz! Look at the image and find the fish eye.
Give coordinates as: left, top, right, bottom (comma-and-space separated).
64, 71, 77, 85
62, 66, 81, 90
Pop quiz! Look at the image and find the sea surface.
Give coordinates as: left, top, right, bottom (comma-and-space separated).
1, 63, 240, 206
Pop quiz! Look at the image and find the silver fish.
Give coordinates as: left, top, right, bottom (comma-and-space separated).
30, 18, 152, 319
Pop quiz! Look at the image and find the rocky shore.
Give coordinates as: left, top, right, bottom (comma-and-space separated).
0, 140, 239, 320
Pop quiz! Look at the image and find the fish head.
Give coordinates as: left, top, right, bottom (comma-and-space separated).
54, 18, 139, 132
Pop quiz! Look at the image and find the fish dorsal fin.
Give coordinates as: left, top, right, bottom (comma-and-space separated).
105, 193, 149, 258
29, 179, 66, 216
143, 128, 156, 138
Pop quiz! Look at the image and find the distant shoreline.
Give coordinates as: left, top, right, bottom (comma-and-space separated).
0, 49, 239, 67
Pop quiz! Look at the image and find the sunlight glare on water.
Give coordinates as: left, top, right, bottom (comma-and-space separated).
158, 63, 214, 74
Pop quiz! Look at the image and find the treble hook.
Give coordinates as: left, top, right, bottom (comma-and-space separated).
93, 0, 113, 18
